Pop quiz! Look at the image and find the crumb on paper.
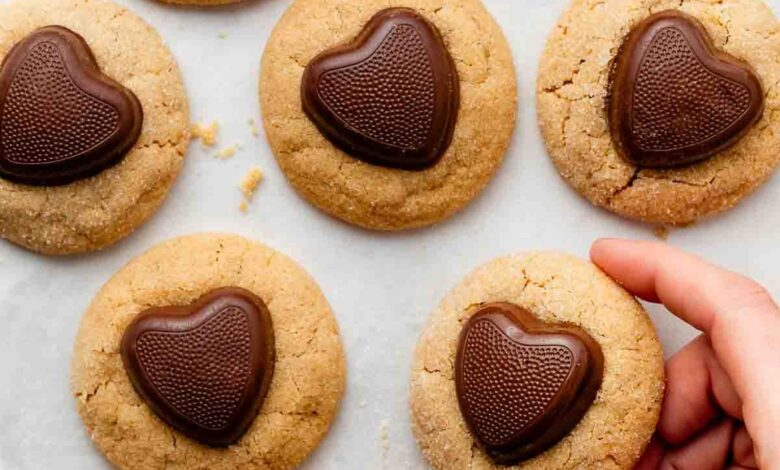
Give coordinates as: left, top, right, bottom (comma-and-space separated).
216, 144, 239, 160
653, 226, 669, 241
241, 168, 263, 198
248, 118, 260, 137
191, 121, 219, 148
379, 419, 390, 464
239, 167, 264, 212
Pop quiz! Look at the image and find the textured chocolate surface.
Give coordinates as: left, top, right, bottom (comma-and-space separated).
455, 303, 604, 464
0, 26, 142, 185
608, 11, 764, 168
301, 8, 459, 170
121, 288, 275, 447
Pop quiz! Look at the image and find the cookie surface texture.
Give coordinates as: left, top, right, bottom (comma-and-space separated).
537, 0, 780, 225
0, 0, 189, 255
261, 0, 517, 230
155, 0, 245, 6
71, 233, 346, 470
410, 252, 664, 469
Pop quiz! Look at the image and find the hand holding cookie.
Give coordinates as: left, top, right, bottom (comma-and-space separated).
591, 239, 780, 469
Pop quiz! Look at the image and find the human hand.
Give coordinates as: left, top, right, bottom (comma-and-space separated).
590, 239, 780, 470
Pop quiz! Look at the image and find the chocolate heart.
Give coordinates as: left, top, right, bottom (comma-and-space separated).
608, 11, 764, 168
455, 303, 604, 464
301, 8, 459, 170
0, 26, 142, 186
121, 288, 275, 447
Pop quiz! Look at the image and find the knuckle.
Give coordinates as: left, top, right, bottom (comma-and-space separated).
726, 276, 776, 311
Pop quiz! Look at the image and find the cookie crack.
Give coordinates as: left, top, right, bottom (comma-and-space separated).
139, 138, 184, 155
261, 410, 321, 419
542, 86, 596, 103
543, 58, 587, 94
163, 430, 178, 466
606, 167, 640, 204
467, 441, 478, 469
718, 10, 732, 47
522, 266, 558, 290
287, 54, 307, 69
640, 173, 717, 188
78, 378, 111, 403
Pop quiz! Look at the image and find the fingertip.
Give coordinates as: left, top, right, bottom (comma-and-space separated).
657, 337, 719, 445
590, 238, 663, 264
589, 238, 663, 301
662, 420, 735, 469
589, 238, 627, 267
732, 425, 757, 468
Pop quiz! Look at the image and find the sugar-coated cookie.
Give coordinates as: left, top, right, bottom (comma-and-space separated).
410, 252, 664, 469
0, 0, 189, 255
261, 0, 516, 230
71, 233, 346, 470
156, 0, 244, 6
538, 0, 780, 225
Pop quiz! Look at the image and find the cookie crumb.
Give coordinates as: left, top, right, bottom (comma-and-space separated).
191, 121, 219, 148
652, 226, 669, 241
239, 167, 263, 212
379, 419, 390, 464
248, 118, 260, 137
216, 145, 239, 160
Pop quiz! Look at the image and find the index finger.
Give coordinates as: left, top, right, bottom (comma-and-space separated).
590, 239, 780, 466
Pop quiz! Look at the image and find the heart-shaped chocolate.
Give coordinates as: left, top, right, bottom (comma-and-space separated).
608, 11, 764, 168
121, 288, 275, 447
455, 303, 604, 464
0, 26, 142, 186
301, 8, 459, 170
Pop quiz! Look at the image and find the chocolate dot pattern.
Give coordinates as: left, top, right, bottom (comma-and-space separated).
135, 307, 251, 431
0, 41, 119, 164
632, 27, 751, 152
461, 319, 574, 446
318, 25, 435, 150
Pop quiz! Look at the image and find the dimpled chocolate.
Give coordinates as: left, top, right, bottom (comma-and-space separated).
302, 8, 459, 170
0, 26, 142, 185
455, 303, 604, 464
608, 11, 764, 168
121, 288, 275, 446
135, 307, 251, 430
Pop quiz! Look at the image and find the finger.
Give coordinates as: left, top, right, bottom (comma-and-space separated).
659, 335, 742, 444
590, 239, 780, 466
732, 425, 758, 468
634, 437, 664, 470
661, 420, 734, 470
590, 239, 662, 303
590, 239, 779, 336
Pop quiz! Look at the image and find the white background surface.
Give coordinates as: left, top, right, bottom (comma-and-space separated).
0, 0, 778, 468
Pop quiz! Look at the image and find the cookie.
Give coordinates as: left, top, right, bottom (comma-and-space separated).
261, 0, 516, 230
410, 252, 664, 469
0, 0, 189, 255
71, 233, 346, 470
155, 0, 244, 5
537, 0, 780, 225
